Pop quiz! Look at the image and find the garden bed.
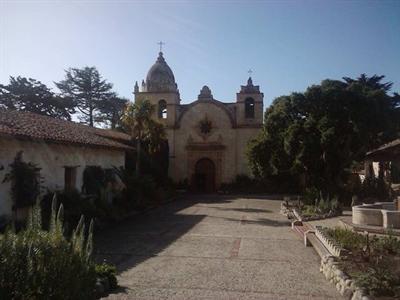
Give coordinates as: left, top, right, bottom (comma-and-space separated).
320, 227, 400, 298
281, 198, 342, 222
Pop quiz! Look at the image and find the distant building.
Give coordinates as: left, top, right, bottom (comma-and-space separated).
0, 110, 133, 217
134, 51, 264, 192
364, 138, 400, 194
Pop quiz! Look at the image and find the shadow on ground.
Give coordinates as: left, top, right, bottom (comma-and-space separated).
93, 193, 291, 300
94, 194, 236, 274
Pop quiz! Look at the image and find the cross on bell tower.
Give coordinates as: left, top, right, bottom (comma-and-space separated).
158, 41, 165, 52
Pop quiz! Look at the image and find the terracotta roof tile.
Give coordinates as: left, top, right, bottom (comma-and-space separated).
0, 110, 133, 150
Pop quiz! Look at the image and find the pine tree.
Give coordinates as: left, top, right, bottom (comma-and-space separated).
0, 76, 74, 120
55, 67, 113, 126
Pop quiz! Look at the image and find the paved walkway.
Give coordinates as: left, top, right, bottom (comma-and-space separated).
96, 195, 342, 299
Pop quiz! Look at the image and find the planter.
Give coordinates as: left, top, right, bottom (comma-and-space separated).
315, 226, 348, 257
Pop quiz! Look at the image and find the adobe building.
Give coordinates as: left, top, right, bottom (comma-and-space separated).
0, 110, 132, 217
134, 51, 264, 192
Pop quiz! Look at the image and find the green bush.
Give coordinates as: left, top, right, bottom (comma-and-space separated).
354, 262, 400, 297
301, 193, 342, 216
95, 263, 118, 290
303, 187, 319, 205
0, 199, 97, 299
361, 175, 391, 201
113, 166, 157, 209
324, 227, 365, 251
41, 190, 99, 232
371, 232, 400, 255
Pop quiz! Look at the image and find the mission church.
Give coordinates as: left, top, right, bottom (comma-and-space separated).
134, 50, 264, 192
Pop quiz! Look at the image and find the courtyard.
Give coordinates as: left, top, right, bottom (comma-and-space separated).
96, 195, 342, 299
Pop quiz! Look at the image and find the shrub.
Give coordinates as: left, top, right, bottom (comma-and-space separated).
41, 190, 99, 232
0, 198, 97, 299
303, 187, 319, 205
360, 175, 391, 201
354, 261, 400, 297
113, 166, 157, 209
371, 232, 400, 255
95, 263, 118, 290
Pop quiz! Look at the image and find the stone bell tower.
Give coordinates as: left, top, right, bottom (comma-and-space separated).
236, 77, 264, 127
134, 51, 180, 128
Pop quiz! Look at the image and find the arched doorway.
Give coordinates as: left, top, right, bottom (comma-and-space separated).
193, 158, 215, 193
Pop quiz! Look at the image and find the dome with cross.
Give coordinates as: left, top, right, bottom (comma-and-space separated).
145, 52, 178, 93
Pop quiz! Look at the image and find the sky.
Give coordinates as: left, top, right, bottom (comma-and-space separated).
1, 0, 399, 108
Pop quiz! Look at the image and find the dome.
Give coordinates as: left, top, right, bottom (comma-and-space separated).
145, 52, 177, 92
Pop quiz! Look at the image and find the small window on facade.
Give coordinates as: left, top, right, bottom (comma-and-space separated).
245, 98, 255, 119
158, 100, 167, 119
64, 166, 77, 191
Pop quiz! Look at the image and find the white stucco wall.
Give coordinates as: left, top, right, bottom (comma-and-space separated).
0, 137, 126, 217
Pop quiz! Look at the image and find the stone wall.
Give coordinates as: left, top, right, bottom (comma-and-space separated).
320, 255, 371, 300
0, 137, 126, 217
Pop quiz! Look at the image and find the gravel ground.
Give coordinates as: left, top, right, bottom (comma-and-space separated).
96, 194, 342, 300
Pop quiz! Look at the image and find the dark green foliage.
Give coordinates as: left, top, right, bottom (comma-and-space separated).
0, 199, 97, 299
113, 166, 156, 209
96, 96, 128, 129
343, 74, 393, 92
82, 166, 107, 195
301, 193, 341, 217
2, 151, 42, 209
95, 263, 118, 290
41, 190, 99, 232
141, 139, 170, 186
0, 76, 75, 120
355, 264, 400, 297
55, 66, 114, 127
247, 74, 400, 200
391, 163, 400, 184
360, 175, 390, 201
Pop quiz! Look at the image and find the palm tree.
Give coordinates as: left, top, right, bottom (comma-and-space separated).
343, 73, 393, 91
122, 99, 165, 176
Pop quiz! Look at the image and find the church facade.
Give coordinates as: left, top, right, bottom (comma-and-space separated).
134, 52, 264, 192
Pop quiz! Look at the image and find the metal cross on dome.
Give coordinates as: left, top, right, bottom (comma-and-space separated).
248, 69, 253, 77
158, 41, 165, 52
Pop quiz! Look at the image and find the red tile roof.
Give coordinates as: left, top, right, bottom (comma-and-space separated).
0, 109, 133, 150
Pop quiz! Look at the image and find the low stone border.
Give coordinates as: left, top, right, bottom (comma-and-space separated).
315, 226, 348, 257
320, 255, 371, 300
297, 209, 341, 222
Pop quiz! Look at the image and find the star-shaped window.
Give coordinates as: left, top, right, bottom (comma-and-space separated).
199, 117, 212, 135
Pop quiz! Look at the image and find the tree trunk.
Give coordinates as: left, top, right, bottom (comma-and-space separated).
136, 137, 141, 177
89, 111, 94, 127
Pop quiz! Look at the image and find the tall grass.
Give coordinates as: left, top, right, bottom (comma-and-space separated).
0, 197, 96, 300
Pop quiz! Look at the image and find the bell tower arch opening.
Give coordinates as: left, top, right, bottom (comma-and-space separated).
158, 99, 167, 119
